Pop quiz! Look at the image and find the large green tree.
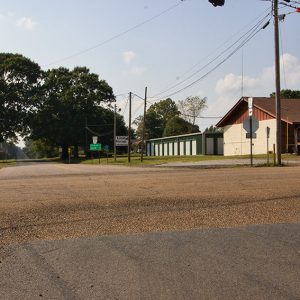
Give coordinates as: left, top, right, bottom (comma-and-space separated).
163, 116, 199, 137
135, 98, 180, 139
0, 53, 43, 142
30, 66, 126, 159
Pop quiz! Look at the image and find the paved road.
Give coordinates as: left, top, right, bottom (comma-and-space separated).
1, 163, 300, 299
1, 163, 299, 246
1, 223, 300, 300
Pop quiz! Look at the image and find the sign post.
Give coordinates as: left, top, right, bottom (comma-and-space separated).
90, 143, 101, 164
104, 145, 109, 163
249, 98, 253, 167
243, 98, 259, 167
266, 126, 270, 166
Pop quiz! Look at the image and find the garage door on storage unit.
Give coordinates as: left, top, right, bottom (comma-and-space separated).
206, 138, 214, 155
179, 142, 185, 155
192, 140, 197, 155
155, 144, 159, 156
163, 143, 168, 156
168, 143, 173, 156
174, 142, 178, 155
217, 138, 224, 155
185, 141, 191, 155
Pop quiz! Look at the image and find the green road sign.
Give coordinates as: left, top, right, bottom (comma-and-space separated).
90, 143, 101, 151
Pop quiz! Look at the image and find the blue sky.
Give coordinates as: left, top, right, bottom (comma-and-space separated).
1, 0, 300, 134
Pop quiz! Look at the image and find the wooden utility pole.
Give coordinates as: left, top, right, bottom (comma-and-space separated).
114, 104, 117, 162
273, 0, 282, 165
128, 92, 132, 163
141, 87, 147, 162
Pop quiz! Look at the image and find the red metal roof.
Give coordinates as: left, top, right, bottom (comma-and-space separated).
216, 97, 300, 127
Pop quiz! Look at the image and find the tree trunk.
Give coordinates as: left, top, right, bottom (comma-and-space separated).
61, 145, 68, 160
74, 145, 79, 159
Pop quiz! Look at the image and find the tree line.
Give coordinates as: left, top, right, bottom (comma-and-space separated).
0, 53, 127, 159
1, 52, 210, 159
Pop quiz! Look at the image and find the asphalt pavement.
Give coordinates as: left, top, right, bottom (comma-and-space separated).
1, 223, 300, 300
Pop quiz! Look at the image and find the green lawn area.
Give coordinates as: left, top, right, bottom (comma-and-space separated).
0, 160, 16, 169
82, 154, 225, 166
80, 153, 299, 166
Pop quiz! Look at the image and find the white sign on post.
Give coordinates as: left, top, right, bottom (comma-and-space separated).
92, 136, 98, 144
116, 136, 128, 146
248, 97, 253, 116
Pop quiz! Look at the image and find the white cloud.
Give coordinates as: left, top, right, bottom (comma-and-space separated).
209, 53, 300, 118
216, 73, 260, 96
129, 66, 146, 76
122, 51, 136, 64
16, 17, 36, 31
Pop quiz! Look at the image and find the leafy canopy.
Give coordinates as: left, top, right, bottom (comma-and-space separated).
0, 53, 43, 142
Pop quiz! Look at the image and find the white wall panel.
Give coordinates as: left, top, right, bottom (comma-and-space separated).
155, 144, 159, 156
192, 140, 197, 155
159, 144, 163, 156
164, 143, 168, 156
186, 141, 191, 155
179, 142, 185, 155
168, 143, 173, 156
174, 142, 178, 155
223, 119, 277, 156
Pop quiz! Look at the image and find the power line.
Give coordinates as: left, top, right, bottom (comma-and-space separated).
43, 1, 185, 68
155, 15, 272, 99
151, 12, 271, 99
151, 5, 272, 97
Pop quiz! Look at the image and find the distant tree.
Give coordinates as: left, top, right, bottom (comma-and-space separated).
135, 98, 180, 139
178, 96, 207, 125
163, 116, 199, 137
0, 53, 43, 143
23, 138, 58, 159
270, 89, 300, 99
204, 125, 223, 133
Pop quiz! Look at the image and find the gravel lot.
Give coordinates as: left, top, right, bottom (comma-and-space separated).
0, 163, 299, 246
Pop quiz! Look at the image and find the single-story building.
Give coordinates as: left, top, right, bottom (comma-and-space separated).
146, 132, 223, 156
216, 97, 300, 156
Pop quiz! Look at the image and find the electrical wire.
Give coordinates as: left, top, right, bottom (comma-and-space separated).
151, 12, 271, 98
44, 1, 185, 67
151, 5, 273, 97
153, 15, 272, 99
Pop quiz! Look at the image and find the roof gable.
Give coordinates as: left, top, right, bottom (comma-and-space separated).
216, 97, 300, 127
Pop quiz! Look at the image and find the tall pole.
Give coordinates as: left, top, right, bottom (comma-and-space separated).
114, 104, 117, 162
128, 92, 132, 163
274, 0, 282, 165
250, 116, 253, 167
141, 87, 147, 162
85, 116, 88, 158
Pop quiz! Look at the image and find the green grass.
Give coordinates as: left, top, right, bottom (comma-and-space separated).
82, 154, 237, 166
0, 160, 16, 169
80, 153, 299, 167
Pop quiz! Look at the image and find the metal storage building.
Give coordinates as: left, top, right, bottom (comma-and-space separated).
146, 132, 223, 157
